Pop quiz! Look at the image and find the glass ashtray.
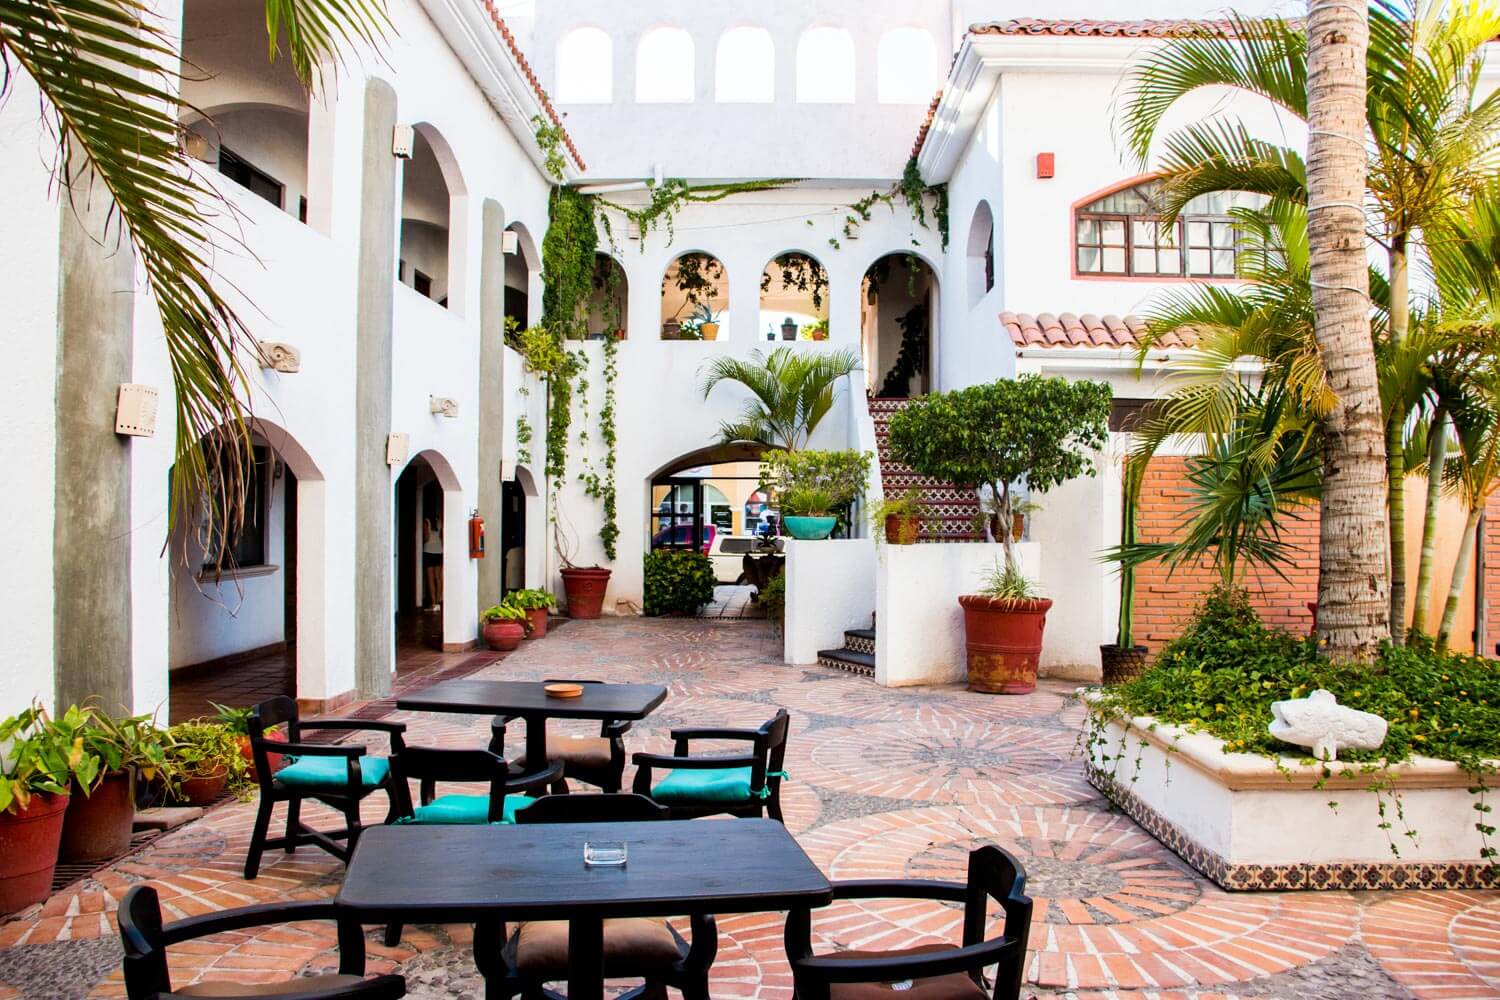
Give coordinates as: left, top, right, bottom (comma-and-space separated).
583, 840, 627, 867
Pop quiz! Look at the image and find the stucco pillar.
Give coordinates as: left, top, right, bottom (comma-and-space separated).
354, 80, 399, 696
476, 198, 506, 615
53, 168, 136, 714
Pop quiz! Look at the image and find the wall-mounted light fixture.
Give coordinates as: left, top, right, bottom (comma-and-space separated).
392, 124, 415, 159
502, 231, 520, 255
386, 432, 409, 465
115, 384, 159, 437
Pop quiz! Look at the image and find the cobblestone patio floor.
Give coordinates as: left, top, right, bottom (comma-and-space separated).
2, 618, 1496, 999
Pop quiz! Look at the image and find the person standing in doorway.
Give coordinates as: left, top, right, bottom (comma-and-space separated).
423, 517, 444, 611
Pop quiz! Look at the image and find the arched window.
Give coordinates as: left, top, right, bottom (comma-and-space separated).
876, 28, 937, 104
759, 252, 829, 341
556, 27, 613, 103
637, 27, 695, 103
399, 125, 465, 311
716, 26, 774, 103
966, 201, 995, 308
1075, 179, 1268, 278
661, 252, 729, 340
796, 27, 855, 103
588, 254, 628, 338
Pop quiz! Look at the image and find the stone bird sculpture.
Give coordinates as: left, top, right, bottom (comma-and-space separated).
1267, 689, 1388, 762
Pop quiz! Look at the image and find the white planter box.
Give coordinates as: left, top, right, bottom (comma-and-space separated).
1087, 703, 1497, 890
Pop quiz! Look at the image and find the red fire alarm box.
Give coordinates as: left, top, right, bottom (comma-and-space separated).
468, 513, 485, 559
1036, 152, 1055, 179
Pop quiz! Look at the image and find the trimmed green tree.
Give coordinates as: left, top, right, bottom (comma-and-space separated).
886, 376, 1113, 579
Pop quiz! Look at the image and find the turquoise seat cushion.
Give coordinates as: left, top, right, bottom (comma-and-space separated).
276, 755, 390, 788
401, 793, 534, 825
651, 766, 754, 804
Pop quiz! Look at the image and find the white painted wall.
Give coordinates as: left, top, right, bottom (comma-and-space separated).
782, 539, 877, 664
875, 541, 1039, 687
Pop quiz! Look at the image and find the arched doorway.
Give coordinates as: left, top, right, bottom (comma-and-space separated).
505, 221, 541, 330
648, 444, 783, 618
393, 450, 462, 655
861, 253, 938, 398
502, 465, 542, 595
167, 420, 327, 722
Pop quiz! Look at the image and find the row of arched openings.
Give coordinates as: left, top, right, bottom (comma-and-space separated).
557, 26, 937, 104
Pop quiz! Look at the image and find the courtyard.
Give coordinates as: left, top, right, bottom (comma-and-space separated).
0, 618, 1493, 1000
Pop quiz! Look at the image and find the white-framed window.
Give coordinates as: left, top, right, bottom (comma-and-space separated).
1075, 180, 1268, 278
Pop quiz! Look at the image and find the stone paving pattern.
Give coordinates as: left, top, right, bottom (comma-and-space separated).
2, 619, 1497, 999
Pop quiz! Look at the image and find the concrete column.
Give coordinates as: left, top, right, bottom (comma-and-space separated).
54, 171, 136, 714
354, 80, 399, 697
476, 198, 506, 615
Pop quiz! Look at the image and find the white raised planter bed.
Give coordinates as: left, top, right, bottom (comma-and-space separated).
1086, 699, 1497, 891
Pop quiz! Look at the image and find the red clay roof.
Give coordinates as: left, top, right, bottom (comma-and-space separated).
1002, 311, 1195, 350
969, 18, 1234, 39
910, 88, 944, 160
479, 0, 585, 171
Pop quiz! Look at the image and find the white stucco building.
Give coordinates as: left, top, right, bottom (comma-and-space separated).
3, 1, 1338, 716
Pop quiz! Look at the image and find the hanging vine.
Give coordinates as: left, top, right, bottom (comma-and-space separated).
579, 333, 619, 560
760, 252, 829, 310
843, 155, 949, 251
596, 177, 797, 251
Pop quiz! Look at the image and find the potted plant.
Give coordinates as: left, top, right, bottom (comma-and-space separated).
761, 449, 871, 541
0, 703, 99, 913
887, 375, 1112, 694
871, 489, 927, 544
212, 703, 286, 780
504, 588, 557, 638
690, 302, 721, 341
643, 549, 717, 615
805, 317, 830, 341
54, 707, 168, 863
163, 721, 248, 807
481, 602, 532, 650
555, 503, 612, 619
1100, 460, 1149, 684
781, 316, 798, 341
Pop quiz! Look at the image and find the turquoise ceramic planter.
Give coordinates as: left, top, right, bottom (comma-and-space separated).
783, 515, 837, 540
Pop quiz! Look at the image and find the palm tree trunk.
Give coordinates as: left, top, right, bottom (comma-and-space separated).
1436, 506, 1481, 652
1307, 0, 1391, 660
1410, 408, 1447, 636
1386, 239, 1409, 642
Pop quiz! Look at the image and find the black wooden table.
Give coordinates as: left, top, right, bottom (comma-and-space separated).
395, 679, 667, 769
337, 820, 831, 999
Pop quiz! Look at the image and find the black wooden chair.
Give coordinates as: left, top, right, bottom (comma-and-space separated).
631, 709, 791, 821
478, 793, 718, 1000
118, 884, 405, 1000
499, 679, 631, 793
244, 697, 410, 880
783, 845, 1032, 1000
389, 741, 562, 825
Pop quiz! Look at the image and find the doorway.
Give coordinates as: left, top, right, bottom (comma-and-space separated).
394, 454, 447, 651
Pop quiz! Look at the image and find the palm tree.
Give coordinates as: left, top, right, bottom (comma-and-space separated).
0, 0, 389, 537
699, 346, 861, 451
1121, 1, 1500, 647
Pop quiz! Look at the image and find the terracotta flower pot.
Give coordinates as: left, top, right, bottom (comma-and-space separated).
482, 619, 527, 651
561, 567, 612, 620
0, 791, 70, 914
957, 595, 1053, 695
175, 769, 228, 807
1099, 643, 1150, 686
59, 769, 136, 864
700, 322, 719, 341
237, 728, 287, 782
884, 514, 920, 545
524, 608, 549, 639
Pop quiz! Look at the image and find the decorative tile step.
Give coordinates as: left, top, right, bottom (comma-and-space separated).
817, 648, 875, 676
843, 628, 875, 654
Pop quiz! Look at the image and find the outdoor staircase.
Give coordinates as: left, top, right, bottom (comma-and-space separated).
869, 397, 983, 542
817, 624, 875, 676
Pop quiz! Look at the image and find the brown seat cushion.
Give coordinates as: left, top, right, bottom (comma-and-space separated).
513, 918, 683, 978
819, 945, 990, 1000
537, 734, 615, 770
173, 974, 369, 997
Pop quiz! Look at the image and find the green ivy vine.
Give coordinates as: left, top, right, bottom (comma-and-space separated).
579, 334, 619, 560
597, 177, 796, 251
843, 156, 949, 251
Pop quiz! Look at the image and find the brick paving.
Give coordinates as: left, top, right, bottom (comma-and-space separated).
1, 618, 1496, 999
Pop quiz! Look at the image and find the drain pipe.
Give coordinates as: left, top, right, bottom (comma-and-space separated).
575, 163, 664, 196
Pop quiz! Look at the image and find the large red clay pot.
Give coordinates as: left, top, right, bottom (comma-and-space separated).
958, 596, 1053, 695
560, 567, 612, 620
482, 620, 527, 651
0, 791, 70, 914
174, 769, 228, 807
884, 514, 920, 545
59, 769, 135, 863
524, 608, 549, 639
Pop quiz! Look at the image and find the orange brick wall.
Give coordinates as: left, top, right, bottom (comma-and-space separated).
1485, 494, 1500, 658
1132, 456, 1321, 650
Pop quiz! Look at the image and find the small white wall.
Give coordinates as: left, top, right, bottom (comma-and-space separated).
782, 538, 876, 664
875, 541, 1040, 687
1031, 456, 1115, 682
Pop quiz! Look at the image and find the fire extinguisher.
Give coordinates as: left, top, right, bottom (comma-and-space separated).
468, 510, 485, 559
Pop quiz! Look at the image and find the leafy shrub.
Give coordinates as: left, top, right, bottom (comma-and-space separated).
643, 550, 717, 616
1092, 585, 1500, 771
164, 720, 250, 795
760, 449, 870, 510
780, 487, 836, 516
505, 588, 557, 611
760, 572, 786, 625
0, 704, 106, 813
481, 603, 532, 631
978, 559, 1037, 601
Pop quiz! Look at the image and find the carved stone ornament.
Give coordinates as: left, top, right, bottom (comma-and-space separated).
430, 396, 459, 419
1268, 689, 1388, 762
256, 341, 301, 373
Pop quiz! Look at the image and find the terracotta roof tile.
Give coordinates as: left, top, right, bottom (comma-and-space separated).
910, 87, 944, 160
968, 18, 1235, 40
1001, 311, 1195, 350
479, 0, 585, 171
